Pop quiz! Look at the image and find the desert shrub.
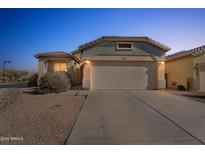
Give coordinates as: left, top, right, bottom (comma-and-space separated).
39, 72, 71, 93
28, 73, 38, 87
177, 85, 186, 91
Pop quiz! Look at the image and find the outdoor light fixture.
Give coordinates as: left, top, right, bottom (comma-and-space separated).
158, 61, 164, 64
84, 60, 90, 64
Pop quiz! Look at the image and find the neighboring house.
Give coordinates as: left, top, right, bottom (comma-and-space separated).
165, 45, 205, 91
35, 36, 171, 90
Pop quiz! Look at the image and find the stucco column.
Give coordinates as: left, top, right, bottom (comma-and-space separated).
157, 61, 166, 89
193, 53, 205, 91
82, 61, 90, 89
38, 60, 46, 83
193, 64, 199, 91
199, 63, 205, 91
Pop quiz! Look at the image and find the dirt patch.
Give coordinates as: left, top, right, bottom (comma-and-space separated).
0, 88, 21, 111
0, 88, 86, 145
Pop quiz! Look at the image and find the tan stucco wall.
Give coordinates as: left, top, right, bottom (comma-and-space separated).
165, 55, 194, 89
193, 53, 205, 91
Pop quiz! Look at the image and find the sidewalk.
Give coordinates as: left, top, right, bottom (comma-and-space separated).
0, 82, 28, 89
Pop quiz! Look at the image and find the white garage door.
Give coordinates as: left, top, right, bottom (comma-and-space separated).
91, 61, 157, 90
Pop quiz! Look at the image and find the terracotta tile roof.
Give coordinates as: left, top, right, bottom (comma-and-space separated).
189, 45, 205, 55
166, 45, 205, 61
35, 51, 81, 63
78, 36, 171, 51
166, 50, 192, 61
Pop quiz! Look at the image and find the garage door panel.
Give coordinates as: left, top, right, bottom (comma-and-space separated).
91, 61, 156, 90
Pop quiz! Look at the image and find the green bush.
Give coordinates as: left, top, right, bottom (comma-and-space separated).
177, 85, 186, 91
39, 72, 70, 93
28, 73, 38, 87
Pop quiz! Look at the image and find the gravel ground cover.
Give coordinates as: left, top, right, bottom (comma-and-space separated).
0, 88, 86, 144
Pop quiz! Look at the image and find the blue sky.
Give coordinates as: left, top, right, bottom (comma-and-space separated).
0, 8, 205, 71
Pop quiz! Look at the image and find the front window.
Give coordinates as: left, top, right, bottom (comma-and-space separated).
117, 42, 133, 50
54, 63, 67, 72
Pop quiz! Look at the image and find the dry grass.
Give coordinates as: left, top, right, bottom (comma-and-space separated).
0, 88, 86, 145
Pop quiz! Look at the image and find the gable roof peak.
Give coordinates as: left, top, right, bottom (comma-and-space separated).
79, 35, 171, 51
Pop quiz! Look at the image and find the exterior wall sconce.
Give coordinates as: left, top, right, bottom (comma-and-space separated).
158, 61, 165, 64
84, 60, 90, 64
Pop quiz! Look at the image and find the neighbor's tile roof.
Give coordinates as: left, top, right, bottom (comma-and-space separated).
78, 36, 171, 51
166, 45, 205, 61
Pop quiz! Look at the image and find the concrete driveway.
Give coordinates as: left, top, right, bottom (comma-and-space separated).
66, 90, 205, 145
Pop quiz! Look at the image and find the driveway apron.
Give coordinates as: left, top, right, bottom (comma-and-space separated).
67, 90, 201, 144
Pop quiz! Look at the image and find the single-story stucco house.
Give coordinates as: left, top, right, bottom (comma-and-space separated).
35, 51, 82, 85
35, 36, 171, 90
165, 45, 205, 91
